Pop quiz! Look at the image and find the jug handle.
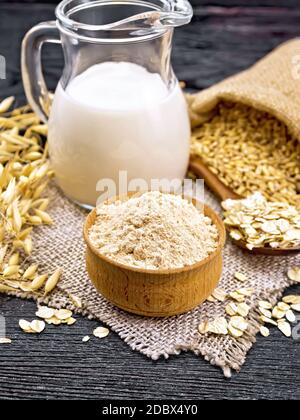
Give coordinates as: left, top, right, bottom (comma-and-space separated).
21, 21, 61, 123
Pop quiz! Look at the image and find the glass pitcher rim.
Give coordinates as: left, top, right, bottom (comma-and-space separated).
55, 0, 193, 42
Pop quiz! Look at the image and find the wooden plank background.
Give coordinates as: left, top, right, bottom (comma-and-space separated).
0, 1, 299, 400
1, 0, 300, 6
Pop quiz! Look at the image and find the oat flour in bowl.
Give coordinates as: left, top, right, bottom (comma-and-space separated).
89, 192, 219, 270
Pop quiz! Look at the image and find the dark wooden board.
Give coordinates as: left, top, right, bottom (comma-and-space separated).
2, 0, 300, 7
0, 2, 299, 400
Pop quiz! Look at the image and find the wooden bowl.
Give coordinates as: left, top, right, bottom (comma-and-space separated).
83, 196, 226, 317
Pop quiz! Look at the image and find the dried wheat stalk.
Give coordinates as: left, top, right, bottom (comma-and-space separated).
0, 96, 61, 297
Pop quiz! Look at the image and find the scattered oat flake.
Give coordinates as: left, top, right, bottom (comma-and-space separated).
260, 326, 270, 337
237, 302, 250, 317
291, 304, 300, 312
277, 302, 290, 312
208, 317, 228, 336
283, 295, 300, 305
287, 267, 300, 283
286, 310, 296, 323
237, 288, 254, 297
36, 306, 55, 319
206, 295, 217, 303
258, 300, 273, 310
30, 320, 45, 333
278, 321, 292, 337
229, 291, 245, 303
234, 272, 247, 282
228, 324, 244, 338
225, 302, 238, 316
93, 327, 110, 338
0, 338, 12, 344
229, 316, 248, 332
260, 316, 278, 326
259, 308, 272, 319
82, 336, 90, 343
198, 321, 210, 335
55, 309, 73, 320
66, 317, 76, 325
19, 319, 32, 332
272, 307, 286, 320
212, 288, 227, 302
45, 317, 61, 325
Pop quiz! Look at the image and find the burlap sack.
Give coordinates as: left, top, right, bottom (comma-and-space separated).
2, 39, 300, 376
187, 38, 300, 139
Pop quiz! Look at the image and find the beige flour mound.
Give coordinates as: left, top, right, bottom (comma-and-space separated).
89, 192, 219, 270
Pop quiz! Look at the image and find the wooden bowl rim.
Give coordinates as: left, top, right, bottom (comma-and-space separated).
83, 194, 226, 276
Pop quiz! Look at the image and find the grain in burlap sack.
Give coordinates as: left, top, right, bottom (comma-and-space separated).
187, 38, 300, 139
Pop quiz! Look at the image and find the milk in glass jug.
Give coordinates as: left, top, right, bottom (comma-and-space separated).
22, 0, 193, 208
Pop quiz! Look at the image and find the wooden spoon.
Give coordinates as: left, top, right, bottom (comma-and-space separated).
189, 155, 300, 255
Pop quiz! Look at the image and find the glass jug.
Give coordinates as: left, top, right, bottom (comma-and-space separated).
22, 0, 193, 208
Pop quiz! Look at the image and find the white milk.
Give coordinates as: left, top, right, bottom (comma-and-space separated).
48, 62, 191, 207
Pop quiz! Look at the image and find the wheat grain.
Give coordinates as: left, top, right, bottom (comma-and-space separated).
44, 269, 61, 295
23, 264, 38, 279
3, 265, 19, 277
0, 97, 15, 113
0, 101, 59, 301
34, 209, 52, 224
0, 284, 15, 292
30, 274, 48, 291
191, 101, 300, 210
8, 252, 19, 266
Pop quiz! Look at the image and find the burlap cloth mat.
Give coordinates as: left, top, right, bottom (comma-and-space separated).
4, 39, 300, 376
